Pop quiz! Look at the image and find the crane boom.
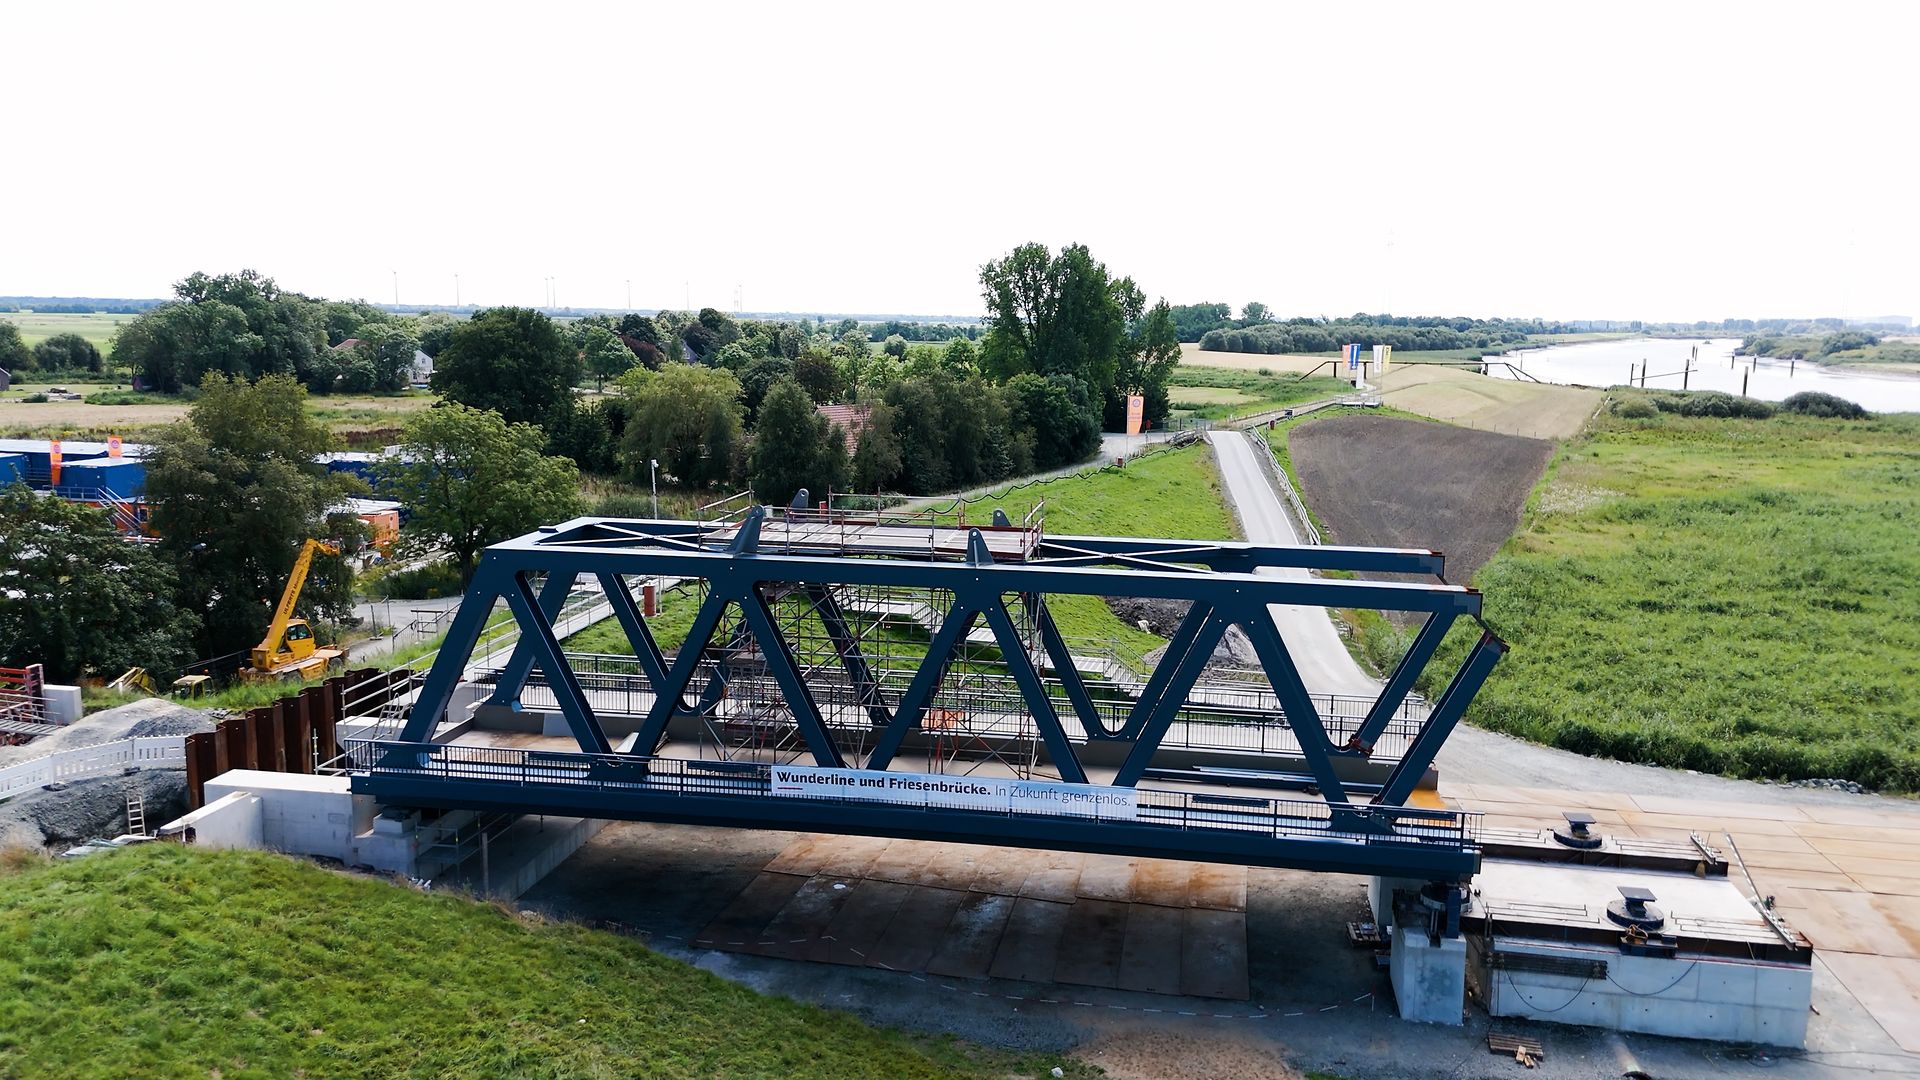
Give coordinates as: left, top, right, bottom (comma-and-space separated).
253, 539, 340, 667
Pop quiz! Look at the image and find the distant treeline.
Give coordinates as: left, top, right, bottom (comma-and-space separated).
0, 297, 167, 314
1197, 313, 1560, 355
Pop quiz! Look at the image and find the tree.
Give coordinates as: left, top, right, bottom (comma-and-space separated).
616, 364, 744, 488
576, 323, 636, 389
794, 350, 843, 403
111, 270, 331, 392
146, 374, 363, 659
882, 334, 908, 359
1109, 299, 1179, 429
0, 321, 28, 373
978, 242, 1141, 424
1169, 303, 1232, 342
850, 401, 903, 492
942, 337, 978, 375
738, 356, 794, 422
430, 307, 580, 429
378, 404, 585, 583
1240, 302, 1270, 325
0, 486, 200, 682
31, 332, 103, 373
750, 378, 847, 506
1007, 373, 1101, 469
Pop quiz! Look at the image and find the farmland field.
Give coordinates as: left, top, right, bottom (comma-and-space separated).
0, 385, 437, 442
0, 311, 137, 348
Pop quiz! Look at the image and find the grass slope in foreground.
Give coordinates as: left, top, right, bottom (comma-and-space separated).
1424, 405, 1920, 790
0, 845, 1085, 1080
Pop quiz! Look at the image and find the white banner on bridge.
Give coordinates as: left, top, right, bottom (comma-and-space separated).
768, 766, 1137, 821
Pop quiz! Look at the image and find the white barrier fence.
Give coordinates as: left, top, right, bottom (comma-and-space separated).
0, 736, 188, 801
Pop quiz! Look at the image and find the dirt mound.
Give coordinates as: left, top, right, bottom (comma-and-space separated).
1373, 363, 1600, 440
1290, 414, 1553, 587
0, 697, 212, 768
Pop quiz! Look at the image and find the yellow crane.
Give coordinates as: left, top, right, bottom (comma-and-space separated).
243, 539, 345, 682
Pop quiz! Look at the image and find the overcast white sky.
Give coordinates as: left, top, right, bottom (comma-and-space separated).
5, 1, 1915, 322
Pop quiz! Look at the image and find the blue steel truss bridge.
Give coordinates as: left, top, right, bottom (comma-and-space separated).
345, 503, 1505, 885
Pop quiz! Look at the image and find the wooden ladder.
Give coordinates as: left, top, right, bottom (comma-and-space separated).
125, 792, 147, 837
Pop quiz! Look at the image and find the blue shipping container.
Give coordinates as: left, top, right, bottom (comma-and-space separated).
0, 453, 25, 486
59, 458, 147, 500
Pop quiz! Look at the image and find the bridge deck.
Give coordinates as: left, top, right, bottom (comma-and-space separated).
348, 738, 1480, 880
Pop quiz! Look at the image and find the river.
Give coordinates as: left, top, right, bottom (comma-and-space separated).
1485, 336, 1920, 413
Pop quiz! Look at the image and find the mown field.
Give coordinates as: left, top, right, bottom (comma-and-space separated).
1386, 404, 1920, 790
1165, 366, 1351, 421
0, 384, 435, 442
0, 845, 1087, 1079
0, 310, 136, 348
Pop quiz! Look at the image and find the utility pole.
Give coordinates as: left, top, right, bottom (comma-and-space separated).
650, 459, 659, 518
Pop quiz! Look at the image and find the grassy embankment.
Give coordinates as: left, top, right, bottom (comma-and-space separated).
1358, 402, 1920, 790
0, 845, 1088, 1080
564, 443, 1239, 671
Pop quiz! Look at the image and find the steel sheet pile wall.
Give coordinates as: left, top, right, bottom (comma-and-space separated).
184, 668, 412, 807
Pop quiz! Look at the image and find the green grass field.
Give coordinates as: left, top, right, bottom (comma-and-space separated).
1166, 368, 1351, 419
0, 845, 1087, 1079
0, 311, 136, 348
1389, 405, 1920, 790
562, 443, 1241, 670
960, 442, 1238, 664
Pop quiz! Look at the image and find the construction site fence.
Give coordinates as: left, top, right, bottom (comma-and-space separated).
0, 735, 187, 801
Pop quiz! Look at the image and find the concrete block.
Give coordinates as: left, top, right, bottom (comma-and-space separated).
1391, 925, 1466, 1025
42, 684, 82, 725
1369, 875, 1421, 929
203, 770, 356, 862
158, 791, 263, 850
1694, 959, 1758, 1005
1753, 964, 1814, 1011
1610, 951, 1698, 1001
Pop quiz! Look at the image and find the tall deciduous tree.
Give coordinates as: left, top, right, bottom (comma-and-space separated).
146, 374, 363, 659
0, 487, 200, 682
576, 323, 636, 389
979, 242, 1142, 425
0, 321, 28, 373
750, 378, 847, 506
111, 270, 332, 392
1109, 299, 1179, 430
616, 364, 744, 488
378, 404, 585, 583
430, 307, 580, 429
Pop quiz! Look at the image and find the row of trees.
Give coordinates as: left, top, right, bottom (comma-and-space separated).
1199, 313, 1552, 355
107, 271, 442, 394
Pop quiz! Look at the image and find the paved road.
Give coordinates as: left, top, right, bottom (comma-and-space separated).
1204, 430, 1379, 698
